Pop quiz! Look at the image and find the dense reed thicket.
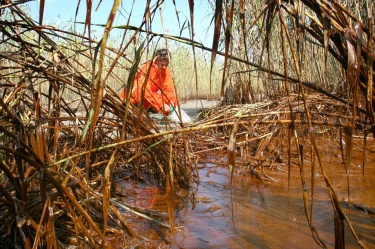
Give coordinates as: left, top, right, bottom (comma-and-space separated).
0, 0, 374, 248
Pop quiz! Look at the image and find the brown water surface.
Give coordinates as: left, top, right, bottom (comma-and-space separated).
116, 136, 375, 248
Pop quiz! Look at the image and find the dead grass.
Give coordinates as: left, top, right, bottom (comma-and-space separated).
0, 0, 374, 248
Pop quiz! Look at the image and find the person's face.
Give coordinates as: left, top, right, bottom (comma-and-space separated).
156, 59, 169, 70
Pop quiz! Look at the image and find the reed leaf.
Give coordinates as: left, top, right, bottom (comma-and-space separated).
211, 0, 223, 92
31, 198, 49, 249
166, 139, 175, 234
228, 123, 238, 183
38, 0, 44, 26
46, 202, 57, 249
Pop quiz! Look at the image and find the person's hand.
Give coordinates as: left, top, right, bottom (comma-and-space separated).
169, 105, 175, 115
163, 104, 170, 115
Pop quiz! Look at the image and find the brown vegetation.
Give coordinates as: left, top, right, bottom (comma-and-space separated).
0, 0, 374, 248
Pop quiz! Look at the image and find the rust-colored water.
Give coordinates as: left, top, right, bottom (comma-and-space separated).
115, 136, 375, 248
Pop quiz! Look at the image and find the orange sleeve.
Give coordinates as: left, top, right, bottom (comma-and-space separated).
160, 68, 177, 107
120, 89, 126, 99
143, 69, 165, 113
131, 62, 160, 109
130, 63, 148, 105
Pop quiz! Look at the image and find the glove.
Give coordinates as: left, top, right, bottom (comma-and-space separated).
169, 105, 175, 115
163, 104, 171, 115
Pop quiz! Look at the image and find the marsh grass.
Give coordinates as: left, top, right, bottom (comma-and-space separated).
170, 45, 222, 100
0, 0, 374, 248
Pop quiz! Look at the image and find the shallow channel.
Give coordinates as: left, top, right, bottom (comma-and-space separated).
112, 134, 375, 249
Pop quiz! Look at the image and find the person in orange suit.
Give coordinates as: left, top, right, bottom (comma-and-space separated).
121, 49, 177, 116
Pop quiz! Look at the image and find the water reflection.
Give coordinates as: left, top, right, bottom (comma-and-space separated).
117, 137, 375, 248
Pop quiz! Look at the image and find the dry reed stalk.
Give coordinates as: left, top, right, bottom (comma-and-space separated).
0, 2, 192, 247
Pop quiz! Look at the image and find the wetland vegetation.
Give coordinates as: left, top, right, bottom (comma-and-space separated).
0, 0, 374, 248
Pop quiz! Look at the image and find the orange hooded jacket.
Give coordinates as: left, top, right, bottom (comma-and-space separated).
121, 61, 177, 114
